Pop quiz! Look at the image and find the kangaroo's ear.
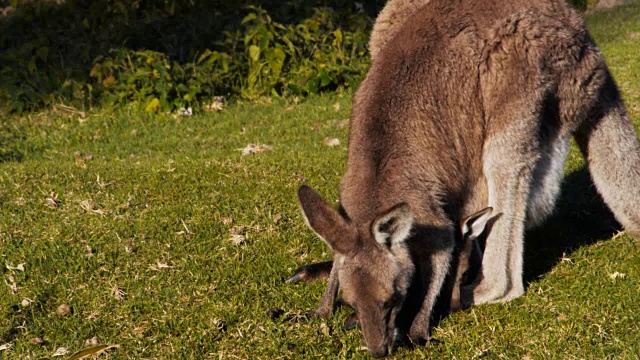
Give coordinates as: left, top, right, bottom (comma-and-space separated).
461, 207, 493, 240
298, 186, 355, 254
372, 203, 413, 248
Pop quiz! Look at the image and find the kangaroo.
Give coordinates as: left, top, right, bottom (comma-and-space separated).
295, 0, 640, 357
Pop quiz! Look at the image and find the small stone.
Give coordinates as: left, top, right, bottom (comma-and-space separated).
324, 137, 340, 147
84, 336, 99, 347
52, 347, 68, 357
273, 213, 283, 224
21, 298, 31, 307
239, 144, 273, 156
57, 304, 72, 316
29, 337, 44, 346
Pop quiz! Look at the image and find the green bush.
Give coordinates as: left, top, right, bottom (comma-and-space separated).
233, 6, 370, 98
0, 0, 591, 114
0, 1, 372, 113
85, 6, 369, 112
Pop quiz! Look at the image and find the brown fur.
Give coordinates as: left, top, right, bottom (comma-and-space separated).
369, 0, 432, 62
298, 0, 640, 356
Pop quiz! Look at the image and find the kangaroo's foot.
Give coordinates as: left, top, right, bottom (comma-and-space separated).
287, 261, 333, 283
500, 284, 525, 302
462, 278, 505, 306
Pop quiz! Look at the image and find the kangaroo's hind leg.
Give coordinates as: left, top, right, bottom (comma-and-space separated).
462, 13, 568, 305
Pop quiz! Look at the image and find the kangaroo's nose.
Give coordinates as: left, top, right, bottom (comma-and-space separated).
369, 347, 389, 358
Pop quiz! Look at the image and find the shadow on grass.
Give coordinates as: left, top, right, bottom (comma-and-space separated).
1, 287, 56, 344
0, 136, 24, 163
523, 166, 619, 284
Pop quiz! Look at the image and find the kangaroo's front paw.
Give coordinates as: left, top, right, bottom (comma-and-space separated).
310, 305, 332, 319
408, 317, 429, 346
501, 285, 525, 302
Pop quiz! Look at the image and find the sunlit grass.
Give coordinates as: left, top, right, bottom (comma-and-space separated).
1, 2, 639, 359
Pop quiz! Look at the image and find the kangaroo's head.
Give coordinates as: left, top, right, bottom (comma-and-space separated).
298, 185, 415, 358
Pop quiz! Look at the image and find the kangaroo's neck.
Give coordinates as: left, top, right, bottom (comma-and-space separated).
340, 151, 450, 227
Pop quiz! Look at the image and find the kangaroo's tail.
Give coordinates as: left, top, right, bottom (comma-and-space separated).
572, 70, 640, 235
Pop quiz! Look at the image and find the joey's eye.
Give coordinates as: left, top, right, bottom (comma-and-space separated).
383, 294, 400, 309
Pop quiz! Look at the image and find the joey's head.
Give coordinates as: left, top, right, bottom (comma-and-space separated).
298, 186, 415, 358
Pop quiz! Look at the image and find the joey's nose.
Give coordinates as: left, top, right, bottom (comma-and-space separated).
369, 347, 389, 358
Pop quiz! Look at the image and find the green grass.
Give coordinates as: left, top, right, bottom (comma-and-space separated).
1, 3, 640, 359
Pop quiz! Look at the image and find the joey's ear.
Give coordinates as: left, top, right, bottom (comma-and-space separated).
298, 186, 355, 254
372, 203, 413, 248
461, 207, 493, 241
